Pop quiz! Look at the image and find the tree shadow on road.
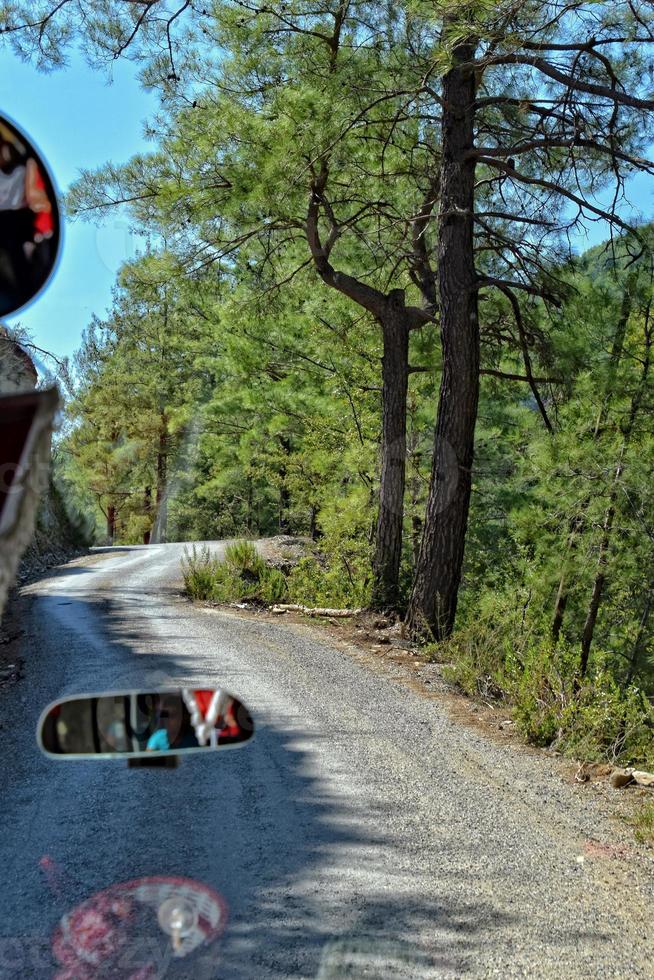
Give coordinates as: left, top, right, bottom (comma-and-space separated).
0, 575, 607, 979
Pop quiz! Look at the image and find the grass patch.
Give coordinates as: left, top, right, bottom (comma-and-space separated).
625, 801, 654, 846
182, 537, 370, 610
286, 554, 370, 609
181, 544, 220, 600
182, 541, 288, 604
430, 614, 654, 770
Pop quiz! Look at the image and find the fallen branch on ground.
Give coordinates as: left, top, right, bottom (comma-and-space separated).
271, 603, 363, 617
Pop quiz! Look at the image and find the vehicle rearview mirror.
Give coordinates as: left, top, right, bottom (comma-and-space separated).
38, 688, 254, 759
0, 113, 61, 317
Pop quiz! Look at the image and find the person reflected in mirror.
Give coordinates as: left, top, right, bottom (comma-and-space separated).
0, 129, 55, 314
146, 694, 199, 752
0, 134, 34, 310
102, 718, 129, 753
25, 157, 54, 279
215, 698, 251, 745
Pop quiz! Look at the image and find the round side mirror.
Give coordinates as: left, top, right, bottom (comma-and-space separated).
0, 114, 60, 317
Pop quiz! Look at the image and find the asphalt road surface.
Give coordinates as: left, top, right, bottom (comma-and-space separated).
1, 544, 653, 979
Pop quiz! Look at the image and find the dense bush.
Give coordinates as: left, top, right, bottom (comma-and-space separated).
181, 545, 221, 600
287, 553, 370, 609
182, 541, 288, 604
437, 610, 654, 768
183, 535, 370, 609
224, 540, 263, 575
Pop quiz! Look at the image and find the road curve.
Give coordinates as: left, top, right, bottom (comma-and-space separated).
0, 543, 652, 979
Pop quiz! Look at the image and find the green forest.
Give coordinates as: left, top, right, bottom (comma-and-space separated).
6, 1, 654, 770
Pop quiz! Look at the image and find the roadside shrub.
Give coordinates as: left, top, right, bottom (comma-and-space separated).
287, 552, 370, 608
121, 513, 152, 545
509, 640, 579, 746
436, 587, 533, 699
181, 545, 219, 600
183, 535, 369, 609
207, 561, 244, 602
259, 567, 288, 604
224, 540, 264, 576
292, 494, 373, 608
438, 620, 512, 701
436, 597, 654, 768
555, 674, 654, 767
182, 540, 288, 604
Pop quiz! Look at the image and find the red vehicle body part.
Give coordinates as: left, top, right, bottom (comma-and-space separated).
182, 689, 222, 745
51, 876, 227, 979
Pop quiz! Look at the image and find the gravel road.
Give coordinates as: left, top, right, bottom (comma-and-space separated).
0, 543, 652, 979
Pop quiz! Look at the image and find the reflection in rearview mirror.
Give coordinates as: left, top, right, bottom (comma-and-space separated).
0, 113, 60, 317
38, 688, 254, 759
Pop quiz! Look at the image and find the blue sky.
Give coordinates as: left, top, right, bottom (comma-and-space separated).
0, 49, 157, 370
1, 49, 654, 376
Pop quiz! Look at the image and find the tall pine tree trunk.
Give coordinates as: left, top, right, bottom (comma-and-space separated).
371, 292, 409, 611
407, 32, 479, 640
278, 436, 291, 533
154, 415, 168, 543
143, 484, 152, 544
406, 402, 423, 570
106, 504, 116, 543
309, 504, 319, 541
246, 475, 253, 534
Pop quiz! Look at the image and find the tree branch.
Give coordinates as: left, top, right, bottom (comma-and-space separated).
480, 368, 563, 384
484, 281, 555, 433
486, 54, 654, 112
476, 157, 645, 243
410, 176, 439, 312
476, 276, 563, 307
471, 139, 654, 173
